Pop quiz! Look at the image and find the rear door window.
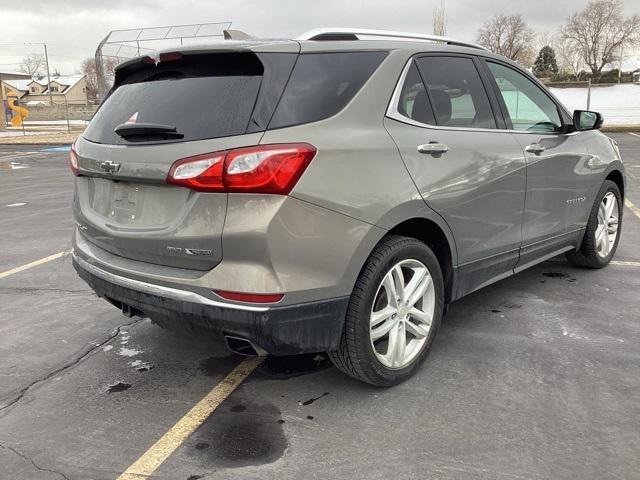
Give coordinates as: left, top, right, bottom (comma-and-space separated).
268, 51, 387, 129
414, 56, 497, 129
83, 52, 296, 145
396, 61, 436, 125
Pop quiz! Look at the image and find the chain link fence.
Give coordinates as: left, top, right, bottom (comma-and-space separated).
95, 22, 232, 99
2, 94, 94, 141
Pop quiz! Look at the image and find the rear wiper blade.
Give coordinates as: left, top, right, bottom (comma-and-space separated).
114, 123, 183, 139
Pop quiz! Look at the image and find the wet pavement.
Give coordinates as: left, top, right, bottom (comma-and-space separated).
1, 134, 639, 479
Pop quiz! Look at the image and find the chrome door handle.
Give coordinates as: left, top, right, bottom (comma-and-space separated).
525, 143, 545, 154
418, 143, 449, 154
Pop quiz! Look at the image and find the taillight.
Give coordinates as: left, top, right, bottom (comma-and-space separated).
167, 152, 225, 191
214, 290, 284, 304
166, 143, 316, 194
69, 145, 80, 176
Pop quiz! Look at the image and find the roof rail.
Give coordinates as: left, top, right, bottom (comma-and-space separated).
297, 28, 488, 51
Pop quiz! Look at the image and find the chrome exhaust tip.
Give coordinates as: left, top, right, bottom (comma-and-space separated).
224, 335, 268, 357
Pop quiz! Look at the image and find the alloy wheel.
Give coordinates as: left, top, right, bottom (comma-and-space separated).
595, 192, 619, 259
369, 259, 435, 369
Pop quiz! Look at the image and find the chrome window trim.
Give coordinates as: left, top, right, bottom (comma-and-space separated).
386, 57, 580, 137
73, 253, 271, 312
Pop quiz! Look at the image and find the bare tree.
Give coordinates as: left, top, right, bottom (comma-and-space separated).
81, 57, 119, 100
18, 53, 45, 76
561, 0, 639, 81
476, 14, 535, 65
535, 31, 555, 53
432, 0, 447, 37
554, 36, 585, 78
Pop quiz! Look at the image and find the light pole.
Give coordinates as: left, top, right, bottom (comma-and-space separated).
618, 44, 623, 84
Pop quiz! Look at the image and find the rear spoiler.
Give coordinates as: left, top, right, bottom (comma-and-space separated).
223, 29, 253, 40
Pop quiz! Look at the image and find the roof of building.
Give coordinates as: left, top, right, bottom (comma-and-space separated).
2, 79, 33, 92
2, 74, 85, 94
0, 71, 31, 80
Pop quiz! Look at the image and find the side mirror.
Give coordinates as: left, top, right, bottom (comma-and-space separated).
573, 110, 603, 131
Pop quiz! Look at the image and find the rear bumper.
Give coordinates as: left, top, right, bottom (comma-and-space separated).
73, 254, 348, 355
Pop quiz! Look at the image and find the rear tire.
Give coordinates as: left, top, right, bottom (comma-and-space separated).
328, 235, 444, 387
566, 180, 622, 269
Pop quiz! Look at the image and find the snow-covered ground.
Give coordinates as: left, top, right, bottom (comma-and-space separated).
0, 130, 49, 138
549, 84, 640, 125
1, 119, 88, 137
23, 120, 89, 126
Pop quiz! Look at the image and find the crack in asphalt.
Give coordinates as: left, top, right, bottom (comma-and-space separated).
0, 318, 143, 415
0, 442, 71, 480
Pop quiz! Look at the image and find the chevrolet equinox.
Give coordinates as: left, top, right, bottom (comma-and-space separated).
71, 28, 626, 386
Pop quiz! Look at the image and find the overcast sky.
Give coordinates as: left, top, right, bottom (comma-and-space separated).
1, 0, 638, 75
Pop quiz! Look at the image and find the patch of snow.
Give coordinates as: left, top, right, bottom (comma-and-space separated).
103, 345, 113, 352
118, 347, 142, 357
24, 120, 89, 126
0, 130, 57, 137
550, 84, 640, 125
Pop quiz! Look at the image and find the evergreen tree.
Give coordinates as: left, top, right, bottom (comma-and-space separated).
533, 46, 559, 77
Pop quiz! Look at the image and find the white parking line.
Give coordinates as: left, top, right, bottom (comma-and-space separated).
628, 132, 640, 138
0, 250, 70, 280
0, 151, 39, 161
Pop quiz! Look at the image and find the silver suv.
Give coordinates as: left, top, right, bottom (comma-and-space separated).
71, 28, 626, 386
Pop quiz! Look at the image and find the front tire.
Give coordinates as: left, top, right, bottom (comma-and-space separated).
328, 235, 444, 386
566, 180, 622, 269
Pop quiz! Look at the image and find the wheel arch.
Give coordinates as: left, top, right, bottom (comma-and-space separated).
386, 217, 455, 304
341, 201, 458, 306
605, 169, 625, 201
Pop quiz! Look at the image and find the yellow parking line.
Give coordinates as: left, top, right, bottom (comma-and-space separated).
611, 260, 640, 267
117, 357, 263, 480
0, 151, 38, 159
0, 250, 70, 279
626, 199, 640, 220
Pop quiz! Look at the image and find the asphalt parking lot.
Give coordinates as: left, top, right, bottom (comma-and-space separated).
1, 134, 639, 480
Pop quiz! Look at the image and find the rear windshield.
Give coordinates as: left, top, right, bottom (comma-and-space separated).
268, 51, 387, 129
83, 50, 387, 145
83, 52, 295, 145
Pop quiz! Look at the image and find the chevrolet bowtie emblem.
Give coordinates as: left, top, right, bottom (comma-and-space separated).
99, 160, 121, 174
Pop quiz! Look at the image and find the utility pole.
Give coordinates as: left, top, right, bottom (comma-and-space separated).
618, 44, 623, 84
43, 43, 53, 106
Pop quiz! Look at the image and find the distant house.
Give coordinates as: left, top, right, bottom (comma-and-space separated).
0, 71, 30, 97
0, 75, 89, 105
